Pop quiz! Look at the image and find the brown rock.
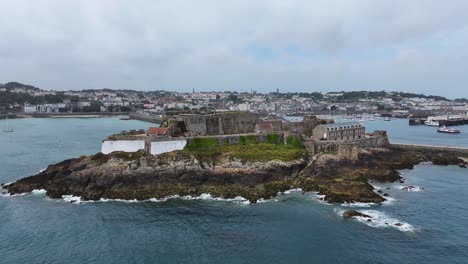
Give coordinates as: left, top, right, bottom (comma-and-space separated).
343, 210, 372, 219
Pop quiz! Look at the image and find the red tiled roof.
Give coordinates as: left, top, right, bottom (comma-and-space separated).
259, 123, 273, 130
148, 127, 168, 135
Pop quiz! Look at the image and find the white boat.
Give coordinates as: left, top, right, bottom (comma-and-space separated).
437, 126, 461, 134
424, 120, 440, 127
3, 116, 13, 132
384, 117, 391, 121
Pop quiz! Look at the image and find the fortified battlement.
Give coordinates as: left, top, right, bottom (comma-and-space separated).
166, 112, 260, 136
303, 130, 389, 158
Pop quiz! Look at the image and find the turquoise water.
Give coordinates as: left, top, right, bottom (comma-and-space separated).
1, 118, 468, 264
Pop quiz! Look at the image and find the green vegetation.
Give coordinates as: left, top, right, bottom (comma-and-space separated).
0, 91, 79, 106
184, 136, 306, 162
266, 133, 279, 144
286, 136, 303, 148
91, 150, 145, 164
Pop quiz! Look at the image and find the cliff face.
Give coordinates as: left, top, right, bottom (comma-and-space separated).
4, 146, 466, 204
6, 150, 307, 202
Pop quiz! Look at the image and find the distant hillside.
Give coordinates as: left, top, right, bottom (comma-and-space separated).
2, 82, 40, 92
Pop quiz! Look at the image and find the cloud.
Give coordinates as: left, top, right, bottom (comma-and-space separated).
0, 0, 467, 97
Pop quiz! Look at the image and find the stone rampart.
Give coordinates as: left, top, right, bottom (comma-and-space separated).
305, 130, 389, 157
173, 112, 259, 136
390, 144, 468, 155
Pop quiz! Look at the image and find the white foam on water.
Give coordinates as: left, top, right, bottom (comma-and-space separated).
0, 189, 28, 197
335, 208, 416, 232
99, 198, 138, 203
36, 168, 46, 174
256, 198, 279, 203
398, 186, 424, 192
62, 195, 82, 204
341, 202, 376, 208
306, 192, 331, 205
181, 193, 251, 205
382, 196, 397, 206
31, 189, 47, 195
147, 195, 180, 202
283, 188, 303, 194
54, 193, 252, 205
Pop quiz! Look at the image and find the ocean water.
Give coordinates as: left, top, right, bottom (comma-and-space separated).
1, 117, 468, 264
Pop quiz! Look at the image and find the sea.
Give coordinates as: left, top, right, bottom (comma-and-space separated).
0, 117, 467, 264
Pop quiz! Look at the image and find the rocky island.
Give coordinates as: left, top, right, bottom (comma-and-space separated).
3, 112, 468, 204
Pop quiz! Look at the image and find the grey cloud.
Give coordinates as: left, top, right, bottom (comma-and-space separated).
0, 0, 468, 97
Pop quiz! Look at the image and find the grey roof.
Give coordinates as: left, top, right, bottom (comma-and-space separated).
321, 121, 364, 129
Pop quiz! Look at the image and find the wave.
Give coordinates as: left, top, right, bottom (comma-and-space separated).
9, 188, 328, 207
62, 195, 82, 204
31, 189, 47, 195
398, 185, 424, 192
335, 208, 416, 232
60, 193, 252, 205
341, 202, 376, 208
382, 196, 397, 206
283, 188, 303, 194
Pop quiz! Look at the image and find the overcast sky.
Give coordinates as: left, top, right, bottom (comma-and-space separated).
1, 0, 467, 98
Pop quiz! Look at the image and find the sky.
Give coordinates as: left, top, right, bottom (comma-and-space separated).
1, 0, 468, 98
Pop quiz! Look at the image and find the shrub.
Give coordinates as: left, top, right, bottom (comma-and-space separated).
266, 134, 279, 144
286, 136, 303, 148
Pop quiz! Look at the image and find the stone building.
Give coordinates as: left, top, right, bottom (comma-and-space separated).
167, 112, 260, 136
312, 121, 365, 141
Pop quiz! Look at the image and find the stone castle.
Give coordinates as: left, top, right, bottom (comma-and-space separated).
102, 111, 389, 158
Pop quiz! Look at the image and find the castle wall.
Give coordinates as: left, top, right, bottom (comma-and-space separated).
182, 115, 207, 135
308, 130, 390, 158
282, 121, 304, 133
177, 112, 259, 136
150, 140, 187, 155
101, 140, 145, 154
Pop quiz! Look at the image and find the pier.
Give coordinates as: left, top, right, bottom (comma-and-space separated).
391, 143, 468, 155
409, 115, 468, 126
129, 112, 163, 123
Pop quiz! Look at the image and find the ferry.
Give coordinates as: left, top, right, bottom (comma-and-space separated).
437, 126, 461, 134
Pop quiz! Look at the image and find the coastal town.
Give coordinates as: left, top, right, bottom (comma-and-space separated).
1, 81, 467, 119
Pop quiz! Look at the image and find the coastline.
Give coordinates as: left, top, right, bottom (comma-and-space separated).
4, 144, 467, 204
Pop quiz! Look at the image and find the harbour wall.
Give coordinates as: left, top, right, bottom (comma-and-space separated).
101, 140, 145, 154
390, 144, 468, 155
150, 140, 187, 155
129, 112, 162, 123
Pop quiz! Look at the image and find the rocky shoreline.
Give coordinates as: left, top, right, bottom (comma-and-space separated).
3, 146, 467, 204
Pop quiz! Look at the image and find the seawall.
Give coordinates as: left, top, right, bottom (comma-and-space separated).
390, 143, 468, 155
129, 112, 162, 123
101, 140, 145, 154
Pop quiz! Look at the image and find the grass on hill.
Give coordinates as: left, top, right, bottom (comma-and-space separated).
183, 135, 306, 162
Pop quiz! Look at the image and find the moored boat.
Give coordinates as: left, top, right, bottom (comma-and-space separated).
3, 116, 13, 133
424, 120, 440, 126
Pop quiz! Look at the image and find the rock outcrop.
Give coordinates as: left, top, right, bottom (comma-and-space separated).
343, 210, 371, 219
4, 146, 467, 204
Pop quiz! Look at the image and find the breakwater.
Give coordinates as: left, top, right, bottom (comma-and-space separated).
129, 112, 162, 123
409, 116, 468, 126
391, 143, 468, 155
22, 112, 129, 118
